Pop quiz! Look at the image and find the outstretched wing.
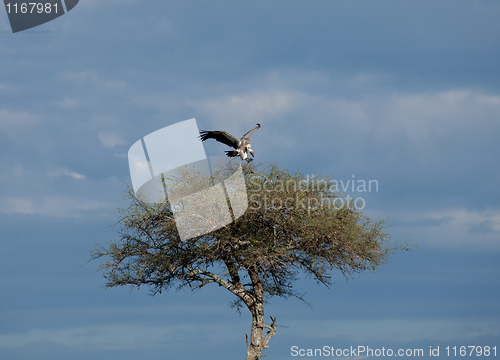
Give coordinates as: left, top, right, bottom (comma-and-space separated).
199, 130, 240, 149
241, 123, 261, 140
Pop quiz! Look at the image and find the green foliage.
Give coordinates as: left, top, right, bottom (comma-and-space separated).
91, 162, 409, 300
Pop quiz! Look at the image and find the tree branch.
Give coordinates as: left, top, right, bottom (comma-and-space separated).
186, 266, 254, 304
262, 316, 277, 349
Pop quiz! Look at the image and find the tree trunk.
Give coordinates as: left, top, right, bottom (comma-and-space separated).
246, 302, 265, 360
245, 266, 276, 360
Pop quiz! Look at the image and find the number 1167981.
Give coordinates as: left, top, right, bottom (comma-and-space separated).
445, 346, 496, 357
6, 2, 59, 14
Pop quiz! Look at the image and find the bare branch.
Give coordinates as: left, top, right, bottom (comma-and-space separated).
262, 316, 277, 348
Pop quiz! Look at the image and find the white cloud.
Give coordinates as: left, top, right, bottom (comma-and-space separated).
0, 109, 42, 136
0, 324, 174, 350
0, 321, 244, 350
57, 97, 81, 109
46, 168, 86, 180
61, 169, 86, 180
191, 89, 307, 129
62, 71, 128, 90
372, 90, 500, 143
388, 208, 500, 250
187, 83, 499, 157
289, 317, 500, 343
98, 132, 126, 148
134, 78, 500, 162
240, 84, 500, 173
0, 196, 111, 217
302, 88, 500, 147
422, 208, 500, 232
133, 82, 500, 183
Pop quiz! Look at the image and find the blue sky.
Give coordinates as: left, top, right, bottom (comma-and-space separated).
0, 1, 499, 359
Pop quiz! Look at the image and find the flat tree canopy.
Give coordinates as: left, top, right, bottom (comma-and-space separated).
92, 162, 410, 360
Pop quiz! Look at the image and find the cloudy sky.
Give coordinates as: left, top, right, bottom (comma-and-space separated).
1, 1, 499, 359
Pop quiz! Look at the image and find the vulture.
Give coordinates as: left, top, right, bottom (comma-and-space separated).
199, 124, 261, 161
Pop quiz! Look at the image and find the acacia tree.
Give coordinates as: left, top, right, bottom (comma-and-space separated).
92, 163, 409, 360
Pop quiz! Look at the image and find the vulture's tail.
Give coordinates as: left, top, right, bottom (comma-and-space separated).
224, 150, 239, 157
